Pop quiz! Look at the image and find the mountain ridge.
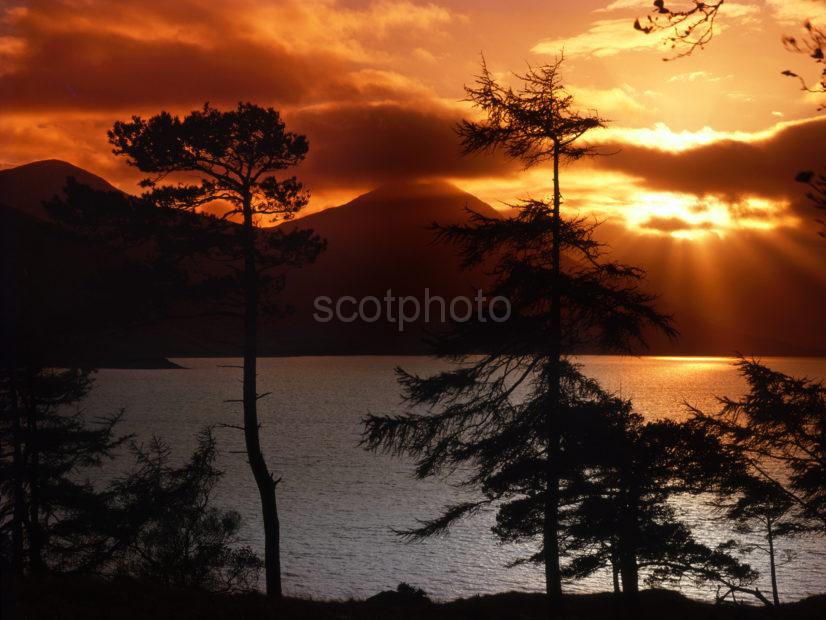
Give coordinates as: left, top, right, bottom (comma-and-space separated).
0, 159, 119, 219
2, 159, 825, 358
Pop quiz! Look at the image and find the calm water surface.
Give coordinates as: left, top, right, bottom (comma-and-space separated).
84, 356, 826, 602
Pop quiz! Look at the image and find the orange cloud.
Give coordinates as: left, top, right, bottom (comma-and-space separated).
1, 0, 822, 230
293, 101, 517, 189
531, 17, 675, 58
0, 0, 460, 113
592, 116, 826, 213
532, 1, 761, 58
567, 84, 648, 114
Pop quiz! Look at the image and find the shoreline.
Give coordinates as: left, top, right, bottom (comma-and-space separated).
8, 575, 826, 619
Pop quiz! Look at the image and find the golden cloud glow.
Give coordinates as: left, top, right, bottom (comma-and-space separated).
593, 117, 820, 152
4, 0, 822, 357
764, 0, 826, 25
567, 84, 648, 113
666, 71, 731, 84
0, 0, 822, 246
452, 158, 803, 242
533, 1, 759, 58
243, 0, 456, 62
531, 18, 675, 58
622, 192, 797, 239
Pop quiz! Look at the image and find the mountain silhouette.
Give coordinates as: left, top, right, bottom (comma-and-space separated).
270, 180, 500, 353
0, 162, 502, 359
279, 179, 499, 297
0, 159, 118, 219
2, 160, 825, 358
0, 160, 227, 365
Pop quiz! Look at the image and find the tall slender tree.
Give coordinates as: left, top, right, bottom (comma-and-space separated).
719, 476, 804, 606
105, 102, 325, 599
466, 57, 674, 607
364, 57, 674, 617
456, 57, 608, 608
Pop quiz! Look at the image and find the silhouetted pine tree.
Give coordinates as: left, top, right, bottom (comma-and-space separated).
690, 359, 826, 533
48, 103, 326, 600
114, 428, 263, 593
718, 476, 806, 606
0, 367, 128, 574
455, 57, 670, 608
363, 62, 675, 610
456, 57, 667, 610
562, 408, 763, 606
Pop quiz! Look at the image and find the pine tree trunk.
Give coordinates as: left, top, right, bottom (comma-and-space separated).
24, 372, 44, 574
611, 550, 622, 620
618, 490, 640, 610
767, 518, 780, 606
611, 551, 621, 595
544, 140, 564, 618
618, 549, 639, 600
241, 198, 282, 600
543, 468, 563, 604
9, 369, 25, 576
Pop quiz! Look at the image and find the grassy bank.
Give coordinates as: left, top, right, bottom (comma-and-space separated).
4, 575, 826, 619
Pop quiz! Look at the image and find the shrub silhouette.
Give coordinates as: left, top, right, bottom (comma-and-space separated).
114, 428, 263, 593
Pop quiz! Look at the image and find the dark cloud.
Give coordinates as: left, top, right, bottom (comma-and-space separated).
0, 0, 516, 188
639, 216, 714, 233
0, 29, 344, 112
292, 102, 517, 187
595, 117, 826, 214
0, 0, 446, 113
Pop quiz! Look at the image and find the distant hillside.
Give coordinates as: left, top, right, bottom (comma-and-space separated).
0, 160, 239, 365
0, 159, 119, 219
2, 159, 825, 358
270, 181, 500, 353
0, 162, 501, 359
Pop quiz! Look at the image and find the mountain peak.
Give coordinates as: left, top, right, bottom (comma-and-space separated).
327, 178, 500, 221
0, 159, 119, 219
366, 178, 470, 199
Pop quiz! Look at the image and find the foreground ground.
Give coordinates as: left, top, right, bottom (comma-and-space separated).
4, 576, 826, 619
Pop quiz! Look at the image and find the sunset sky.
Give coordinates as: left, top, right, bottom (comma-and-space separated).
1, 0, 825, 241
